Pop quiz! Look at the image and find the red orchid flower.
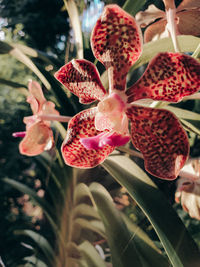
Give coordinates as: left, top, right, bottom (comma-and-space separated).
13, 81, 59, 156
55, 4, 200, 180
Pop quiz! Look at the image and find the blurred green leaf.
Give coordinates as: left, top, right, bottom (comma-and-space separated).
0, 41, 50, 89
165, 106, 200, 121
90, 182, 167, 267
181, 119, 200, 136
123, 0, 146, 16
2, 177, 58, 234
102, 155, 200, 267
79, 241, 107, 267
15, 230, 54, 266
63, 0, 83, 59
131, 36, 200, 71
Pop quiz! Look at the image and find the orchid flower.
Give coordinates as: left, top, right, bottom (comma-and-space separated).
175, 160, 200, 220
55, 4, 200, 180
13, 81, 59, 156
136, 0, 200, 43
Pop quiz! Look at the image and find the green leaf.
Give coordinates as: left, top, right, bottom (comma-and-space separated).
74, 183, 95, 206
181, 119, 200, 136
123, 0, 146, 16
15, 230, 54, 266
73, 203, 100, 220
102, 155, 200, 267
0, 41, 50, 89
0, 78, 26, 89
164, 106, 200, 121
79, 241, 107, 267
90, 182, 149, 267
24, 256, 48, 267
63, 0, 83, 59
132, 36, 200, 71
72, 218, 106, 242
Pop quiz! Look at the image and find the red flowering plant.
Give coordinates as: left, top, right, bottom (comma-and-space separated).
55, 4, 200, 180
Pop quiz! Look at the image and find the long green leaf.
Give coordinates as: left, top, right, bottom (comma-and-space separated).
15, 230, 55, 266
63, 0, 83, 59
79, 241, 107, 267
90, 183, 168, 267
132, 36, 200, 71
0, 41, 50, 89
102, 155, 200, 267
123, 0, 146, 16
165, 106, 200, 121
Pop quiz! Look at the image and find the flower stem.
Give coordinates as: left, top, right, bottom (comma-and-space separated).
166, 8, 181, 53
38, 114, 71, 122
192, 43, 200, 59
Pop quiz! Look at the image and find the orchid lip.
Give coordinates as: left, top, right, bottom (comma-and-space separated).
80, 132, 130, 150
12, 131, 26, 138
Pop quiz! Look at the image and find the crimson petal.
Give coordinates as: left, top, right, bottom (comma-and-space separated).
54, 59, 106, 104
126, 106, 189, 179
91, 4, 142, 91
126, 52, 200, 103
61, 108, 114, 168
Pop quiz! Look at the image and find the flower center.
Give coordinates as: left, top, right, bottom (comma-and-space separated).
95, 93, 129, 135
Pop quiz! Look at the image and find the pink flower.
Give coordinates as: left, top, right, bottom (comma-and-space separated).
55, 4, 200, 179
13, 81, 59, 156
175, 161, 200, 220
136, 0, 200, 42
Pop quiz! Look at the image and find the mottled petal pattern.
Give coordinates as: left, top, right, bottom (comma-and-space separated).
54, 59, 106, 104
126, 106, 189, 179
126, 52, 200, 103
19, 121, 54, 156
61, 108, 114, 168
91, 4, 142, 91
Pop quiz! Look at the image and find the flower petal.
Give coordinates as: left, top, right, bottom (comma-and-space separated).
144, 19, 167, 42
28, 81, 46, 114
54, 59, 106, 104
177, 10, 200, 36
91, 4, 142, 91
19, 122, 54, 156
177, 0, 200, 11
136, 5, 165, 28
126, 52, 200, 103
126, 106, 189, 179
61, 108, 114, 168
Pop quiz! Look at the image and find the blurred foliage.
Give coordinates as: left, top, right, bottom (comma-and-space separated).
0, 0, 70, 57
0, 0, 200, 266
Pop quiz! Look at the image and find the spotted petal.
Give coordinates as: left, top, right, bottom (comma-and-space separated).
61, 108, 114, 168
126, 52, 200, 103
126, 106, 189, 179
91, 4, 142, 91
54, 59, 106, 104
19, 121, 54, 156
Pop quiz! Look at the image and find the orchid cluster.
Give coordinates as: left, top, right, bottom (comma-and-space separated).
15, 4, 200, 182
